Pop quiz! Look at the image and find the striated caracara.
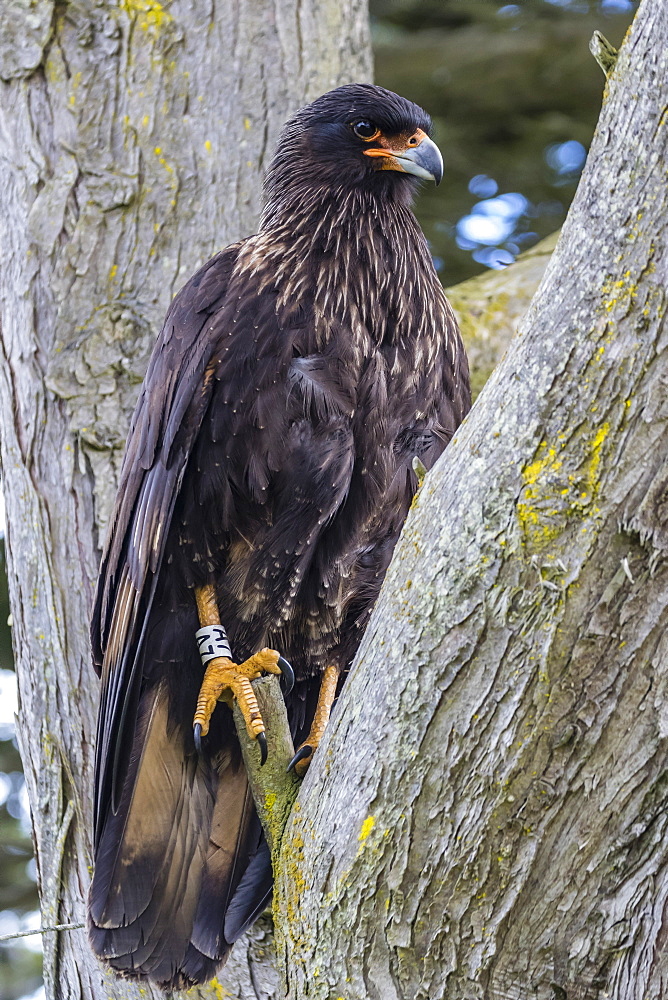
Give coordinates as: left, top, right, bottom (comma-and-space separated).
88, 83, 471, 988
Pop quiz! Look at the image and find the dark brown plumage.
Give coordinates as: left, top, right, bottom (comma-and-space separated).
88, 84, 470, 987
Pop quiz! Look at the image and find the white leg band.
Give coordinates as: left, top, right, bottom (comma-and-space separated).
196, 625, 232, 665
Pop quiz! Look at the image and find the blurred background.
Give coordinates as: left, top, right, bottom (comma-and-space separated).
0, 1, 638, 997
376, 0, 637, 285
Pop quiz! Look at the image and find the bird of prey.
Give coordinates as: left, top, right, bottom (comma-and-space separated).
88, 83, 470, 988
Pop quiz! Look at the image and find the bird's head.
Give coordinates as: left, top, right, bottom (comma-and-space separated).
262, 84, 443, 221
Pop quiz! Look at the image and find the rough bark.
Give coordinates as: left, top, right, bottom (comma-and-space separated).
275, 3, 668, 998
0, 2, 370, 998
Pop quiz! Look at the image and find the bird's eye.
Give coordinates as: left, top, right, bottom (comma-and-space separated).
352, 120, 380, 141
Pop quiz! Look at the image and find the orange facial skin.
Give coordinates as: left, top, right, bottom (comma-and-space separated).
363, 127, 429, 170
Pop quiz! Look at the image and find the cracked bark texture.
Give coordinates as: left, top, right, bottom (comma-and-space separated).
0, 1, 370, 998
275, 3, 668, 998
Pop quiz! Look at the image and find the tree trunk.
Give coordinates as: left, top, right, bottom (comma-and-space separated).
274, 2, 668, 998
0, 2, 370, 998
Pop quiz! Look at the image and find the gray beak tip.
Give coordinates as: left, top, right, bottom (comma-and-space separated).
395, 135, 444, 186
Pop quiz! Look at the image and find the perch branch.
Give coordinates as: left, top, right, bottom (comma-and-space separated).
233, 676, 301, 863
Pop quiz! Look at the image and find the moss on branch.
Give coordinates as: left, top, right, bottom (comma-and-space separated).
232, 677, 301, 864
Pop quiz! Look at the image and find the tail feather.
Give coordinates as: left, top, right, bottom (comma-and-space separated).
89, 681, 269, 988
189, 772, 255, 959
224, 839, 273, 943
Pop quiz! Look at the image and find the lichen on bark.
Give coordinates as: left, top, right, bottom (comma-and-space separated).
0, 1, 370, 998
2, 0, 666, 997
273, 3, 668, 998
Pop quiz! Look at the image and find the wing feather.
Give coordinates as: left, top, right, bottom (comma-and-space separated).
91, 246, 241, 844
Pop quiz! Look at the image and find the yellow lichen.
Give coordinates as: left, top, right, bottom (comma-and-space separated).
516, 425, 611, 550
358, 816, 375, 842
276, 827, 307, 938
67, 71, 82, 108
516, 442, 564, 548
121, 0, 173, 32
191, 978, 228, 1000
586, 423, 610, 497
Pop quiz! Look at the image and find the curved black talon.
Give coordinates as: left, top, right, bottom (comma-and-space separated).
278, 656, 294, 695
193, 723, 203, 754
257, 731, 268, 765
287, 744, 313, 773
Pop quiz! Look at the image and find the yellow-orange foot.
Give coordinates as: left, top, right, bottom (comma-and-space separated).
193, 648, 293, 762
288, 663, 341, 777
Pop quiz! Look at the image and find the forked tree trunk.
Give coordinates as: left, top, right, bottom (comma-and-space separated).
274, 2, 668, 998
3, 0, 664, 998
0, 2, 370, 998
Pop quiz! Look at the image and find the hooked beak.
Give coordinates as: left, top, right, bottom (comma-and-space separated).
393, 135, 444, 185
364, 133, 444, 186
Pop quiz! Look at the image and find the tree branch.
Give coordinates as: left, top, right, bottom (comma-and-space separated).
233, 678, 301, 862
0, 1, 371, 997
276, 3, 668, 998
590, 30, 619, 77
447, 230, 558, 399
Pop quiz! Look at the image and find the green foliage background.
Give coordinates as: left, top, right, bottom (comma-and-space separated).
373, 0, 637, 284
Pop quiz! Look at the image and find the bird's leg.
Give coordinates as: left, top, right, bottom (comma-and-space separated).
192, 584, 293, 763
288, 663, 341, 777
